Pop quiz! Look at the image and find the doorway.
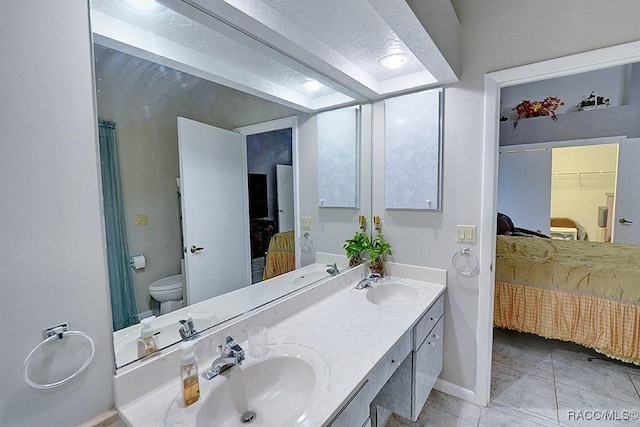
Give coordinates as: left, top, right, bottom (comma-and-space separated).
477, 41, 640, 406
236, 117, 299, 284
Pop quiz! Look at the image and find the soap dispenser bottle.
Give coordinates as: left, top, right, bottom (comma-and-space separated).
137, 316, 159, 358
180, 341, 200, 406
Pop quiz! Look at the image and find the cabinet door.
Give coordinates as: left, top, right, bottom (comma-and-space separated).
412, 318, 444, 419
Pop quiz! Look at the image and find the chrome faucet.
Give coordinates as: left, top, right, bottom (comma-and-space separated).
326, 263, 340, 275
354, 269, 381, 290
202, 336, 245, 380
178, 318, 199, 340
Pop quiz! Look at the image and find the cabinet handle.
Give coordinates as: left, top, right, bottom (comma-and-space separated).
433, 334, 440, 340
428, 341, 436, 347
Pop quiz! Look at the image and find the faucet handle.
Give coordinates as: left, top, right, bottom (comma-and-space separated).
223, 336, 245, 364
326, 263, 339, 275
179, 318, 198, 340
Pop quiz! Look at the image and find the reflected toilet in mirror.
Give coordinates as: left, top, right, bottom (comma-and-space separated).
148, 274, 184, 315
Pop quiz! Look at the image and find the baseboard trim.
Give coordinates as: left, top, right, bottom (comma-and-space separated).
78, 409, 122, 427
434, 378, 476, 404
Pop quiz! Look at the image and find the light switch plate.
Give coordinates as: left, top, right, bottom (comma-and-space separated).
136, 214, 148, 226
301, 216, 312, 230
456, 225, 476, 243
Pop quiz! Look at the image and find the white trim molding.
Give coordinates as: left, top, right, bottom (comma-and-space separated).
234, 116, 301, 269
435, 378, 476, 404
476, 39, 640, 407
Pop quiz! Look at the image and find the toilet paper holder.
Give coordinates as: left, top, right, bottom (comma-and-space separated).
130, 253, 146, 269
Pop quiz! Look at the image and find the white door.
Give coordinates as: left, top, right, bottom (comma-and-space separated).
613, 139, 640, 244
276, 164, 294, 232
178, 117, 251, 305
497, 149, 552, 234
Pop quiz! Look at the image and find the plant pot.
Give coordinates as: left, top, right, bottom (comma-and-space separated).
349, 254, 363, 267
370, 258, 385, 276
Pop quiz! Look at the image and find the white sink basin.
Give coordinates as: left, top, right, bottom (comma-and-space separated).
288, 269, 329, 287
364, 283, 419, 307
166, 343, 330, 426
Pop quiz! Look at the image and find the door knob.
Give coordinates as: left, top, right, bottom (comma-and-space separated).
619, 218, 633, 224
190, 245, 204, 253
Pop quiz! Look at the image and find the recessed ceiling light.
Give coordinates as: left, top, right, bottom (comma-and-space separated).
120, 0, 166, 12
377, 53, 411, 70
300, 79, 322, 91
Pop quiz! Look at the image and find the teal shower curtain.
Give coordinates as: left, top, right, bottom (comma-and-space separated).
98, 121, 139, 331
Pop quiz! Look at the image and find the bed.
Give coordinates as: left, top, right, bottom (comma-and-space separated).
550, 216, 589, 240
494, 235, 640, 365
262, 230, 295, 280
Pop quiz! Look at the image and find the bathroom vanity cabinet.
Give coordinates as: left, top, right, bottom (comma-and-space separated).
328, 294, 445, 427
114, 264, 446, 427
328, 330, 412, 426
371, 294, 444, 425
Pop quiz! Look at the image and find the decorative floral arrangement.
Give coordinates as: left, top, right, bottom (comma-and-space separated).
513, 96, 564, 128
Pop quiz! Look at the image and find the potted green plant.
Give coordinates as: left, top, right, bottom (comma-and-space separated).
344, 231, 370, 267
369, 233, 392, 276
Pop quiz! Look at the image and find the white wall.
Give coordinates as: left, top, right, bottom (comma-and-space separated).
551, 144, 618, 240
501, 65, 627, 118
386, 0, 640, 395
0, 1, 115, 425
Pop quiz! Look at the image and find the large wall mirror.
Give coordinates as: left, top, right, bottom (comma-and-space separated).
497, 62, 640, 245
90, 0, 368, 368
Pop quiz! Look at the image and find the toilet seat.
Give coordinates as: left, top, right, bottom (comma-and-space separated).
149, 274, 183, 303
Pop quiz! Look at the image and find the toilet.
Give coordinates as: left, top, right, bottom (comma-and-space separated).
148, 274, 184, 315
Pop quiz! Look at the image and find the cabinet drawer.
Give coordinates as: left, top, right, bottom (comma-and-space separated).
330, 331, 411, 427
369, 331, 412, 391
414, 294, 444, 350
328, 380, 372, 427
372, 316, 444, 422
412, 317, 444, 419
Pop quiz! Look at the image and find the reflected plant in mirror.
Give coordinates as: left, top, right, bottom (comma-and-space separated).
343, 231, 370, 267
369, 233, 392, 277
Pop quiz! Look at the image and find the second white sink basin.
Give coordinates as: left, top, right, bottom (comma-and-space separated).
365, 283, 419, 307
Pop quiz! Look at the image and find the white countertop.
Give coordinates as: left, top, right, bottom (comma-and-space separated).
117, 264, 446, 426
114, 261, 344, 368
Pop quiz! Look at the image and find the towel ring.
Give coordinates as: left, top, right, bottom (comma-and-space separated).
23, 328, 95, 390
452, 247, 478, 276
298, 232, 313, 254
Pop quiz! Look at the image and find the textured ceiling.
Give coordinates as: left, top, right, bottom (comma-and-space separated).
261, 0, 424, 80
90, 0, 457, 111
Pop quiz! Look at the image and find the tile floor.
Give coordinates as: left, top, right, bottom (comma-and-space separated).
386, 328, 640, 426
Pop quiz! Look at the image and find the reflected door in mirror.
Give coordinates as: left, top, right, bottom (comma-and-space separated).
178, 117, 251, 305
